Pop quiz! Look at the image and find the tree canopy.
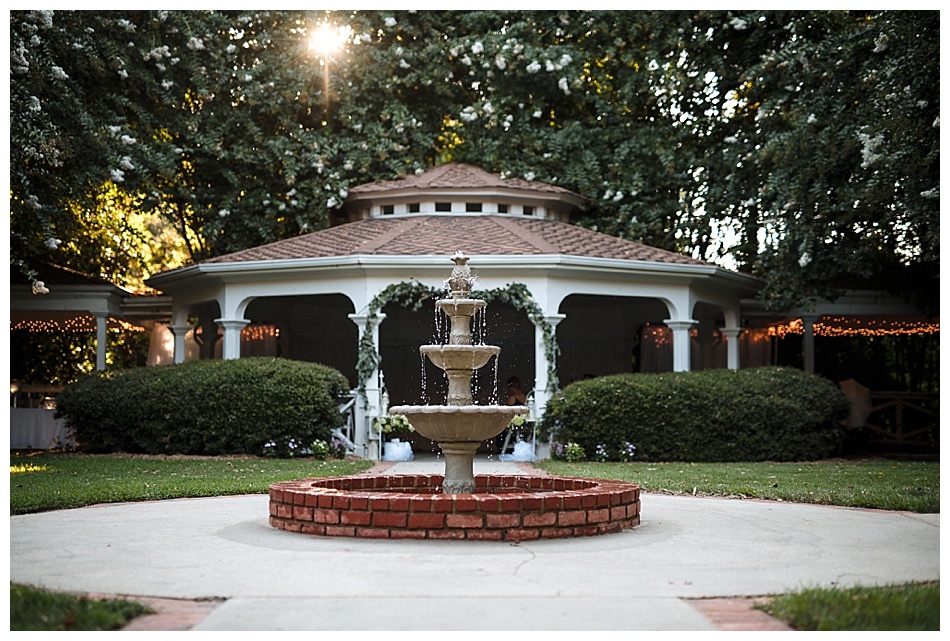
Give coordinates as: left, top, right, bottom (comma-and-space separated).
9, 9, 939, 309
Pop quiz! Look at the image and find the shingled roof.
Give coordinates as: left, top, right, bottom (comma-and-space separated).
201, 215, 708, 266
346, 163, 579, 197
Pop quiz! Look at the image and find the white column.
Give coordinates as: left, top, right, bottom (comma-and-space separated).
801, 314, 820, 374
349, 312, 386, 460
168, 324, 191, 364
216, 318, 249, 360
721, 326, 743, 370
533, 313, 565, 417
92, 312, 109, 371
664, 319, 697, 372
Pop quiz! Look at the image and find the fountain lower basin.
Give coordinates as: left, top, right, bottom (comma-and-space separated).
270, 474, 641, 541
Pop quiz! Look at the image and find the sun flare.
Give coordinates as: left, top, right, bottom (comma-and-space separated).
309, 24, 351, 56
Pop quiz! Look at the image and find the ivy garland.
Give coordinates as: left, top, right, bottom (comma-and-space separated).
356, 280, 559, 399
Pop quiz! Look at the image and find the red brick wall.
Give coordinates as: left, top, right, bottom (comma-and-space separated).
270, 474, 640, 541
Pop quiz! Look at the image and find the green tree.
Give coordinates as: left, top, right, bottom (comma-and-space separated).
10, 10, 938, 312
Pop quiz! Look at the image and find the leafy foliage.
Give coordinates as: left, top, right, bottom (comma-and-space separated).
544, 367, 850, 462
10, 10, 938, 309
54, 357, 349, 456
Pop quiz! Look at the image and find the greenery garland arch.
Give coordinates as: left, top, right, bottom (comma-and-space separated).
356, 280, 559, 398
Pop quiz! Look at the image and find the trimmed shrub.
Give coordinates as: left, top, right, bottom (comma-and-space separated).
55, 358, 350, 456
543, 367, 850, 462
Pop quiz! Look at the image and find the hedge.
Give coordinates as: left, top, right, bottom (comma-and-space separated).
55, 357, 350, 456
543, 367, 850, 462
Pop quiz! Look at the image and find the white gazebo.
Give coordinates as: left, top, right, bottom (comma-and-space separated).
147, 163, 764, 459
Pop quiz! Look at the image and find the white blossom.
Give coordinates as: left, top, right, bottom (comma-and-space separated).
603, 189, 614, 200
798, 252, 812, 268
218, 208, 230, 218
161, 80, 174, 89
384, 17, 397, 28
120, 135, 136, 145
117, 19, 136, 32
146, 46, 170, 61
857, 131, 884, 168
44, 237, 61, 250
495, 55, 506, 70
27, 195, 41, 210
339, 188, 349, 199
399, 59, 410, 69
612, 191, 624, 202
920, 187, 939, 199
111, 169, 125, 182
12, 47, 29, 73
187, 37, 205, 51
119, 156, 135, 170
873, 34, 888, 53
226, 44, 237, 54
545, 59, 555, 72
460, 106, 478, 122
415, 167, 425, 175
32, 281, 50, 295
28, 96, 41, 112
526, 60, 541, 73
524, 171, 536, 181
50, 66, 68, 80
343, 160, 354, 171
730, 17, 749, 30
807, 113, 817, 124
724, 136, 739, 144
118, 69, 128, 79
558, 77, 570, 95
461, 55, 472, 66
532, 109, 542, 118
558, 54, 572, 67
471, 41, 484, 54
327, 196, 340, 208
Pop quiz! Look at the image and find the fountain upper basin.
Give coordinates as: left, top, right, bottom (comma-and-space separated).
390, 404, 527, 443
420, 345, 500, 371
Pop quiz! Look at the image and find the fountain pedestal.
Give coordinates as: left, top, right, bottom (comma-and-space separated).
439, 442, 482, 493
390, 252, 525, 494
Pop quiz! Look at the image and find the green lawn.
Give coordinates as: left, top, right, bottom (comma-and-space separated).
759, 582, 940, 631
536, 459, 939, 513
10, 453, 374, 515
10, 583, 154, 631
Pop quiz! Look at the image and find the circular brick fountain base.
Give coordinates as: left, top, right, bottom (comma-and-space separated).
269, 474, 640, 541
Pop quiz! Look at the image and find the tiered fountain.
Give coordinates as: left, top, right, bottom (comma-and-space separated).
389, 251, 525, 493
270, 253, 640, 541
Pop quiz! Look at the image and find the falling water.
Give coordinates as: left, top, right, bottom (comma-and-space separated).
491, 355, 500, 405
419, 353, 428, 403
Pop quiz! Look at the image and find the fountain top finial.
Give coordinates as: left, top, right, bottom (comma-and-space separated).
446, 250, 476, 298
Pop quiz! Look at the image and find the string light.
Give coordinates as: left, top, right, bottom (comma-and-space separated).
11, 316, 144, 333
242, 324, 280, 342
768, 317, 939, 338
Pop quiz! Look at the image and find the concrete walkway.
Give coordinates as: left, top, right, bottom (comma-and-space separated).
9, 457, 940, 631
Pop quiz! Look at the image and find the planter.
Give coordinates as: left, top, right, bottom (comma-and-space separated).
382, 438, 414, 462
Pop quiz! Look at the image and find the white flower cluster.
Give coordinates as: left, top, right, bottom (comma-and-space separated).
730, 16, 749, 30
187, 37, 205, 51
32, 281, 50, 295
857, 131, 884, 168
50, 66, 68, 80
44, 237, 61, 250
